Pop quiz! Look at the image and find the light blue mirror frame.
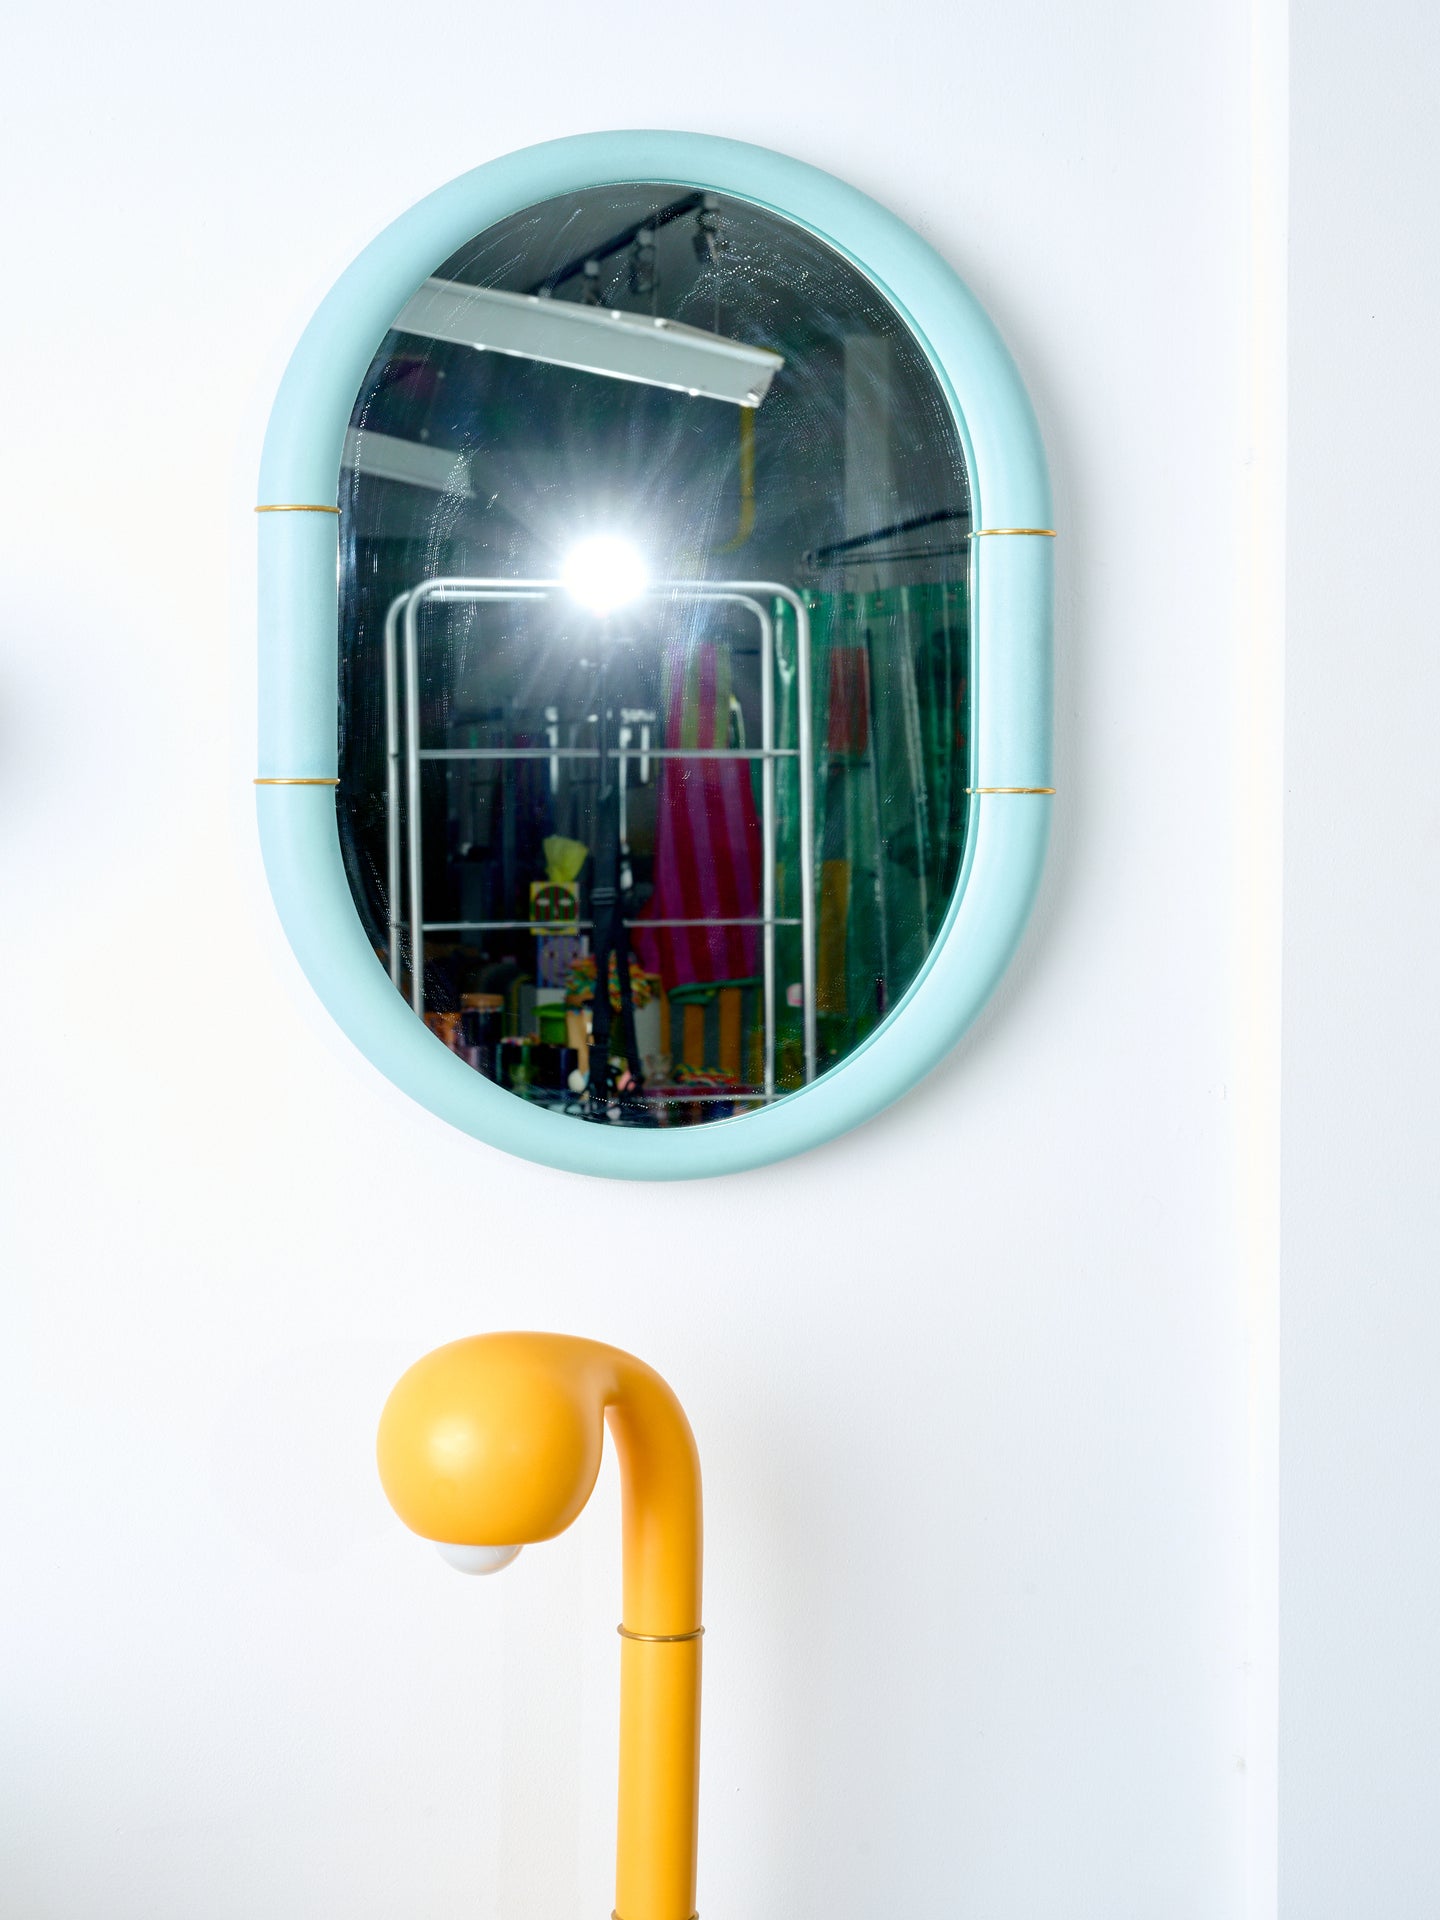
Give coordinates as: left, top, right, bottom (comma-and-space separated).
256, 131, 1053, 1179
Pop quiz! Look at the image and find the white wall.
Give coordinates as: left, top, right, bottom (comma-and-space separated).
1281, 3, 1440, 1912
2, 3, 1270, 1915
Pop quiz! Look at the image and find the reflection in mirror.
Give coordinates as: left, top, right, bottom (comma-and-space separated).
337, 184, 972, 1128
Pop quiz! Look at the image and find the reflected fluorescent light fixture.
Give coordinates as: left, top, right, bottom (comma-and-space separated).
343, 428, 473, 495
562, 536, 648, 615
395, 279, 784, 409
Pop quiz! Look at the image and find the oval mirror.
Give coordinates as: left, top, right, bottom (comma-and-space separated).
256, 134, 1053, 1177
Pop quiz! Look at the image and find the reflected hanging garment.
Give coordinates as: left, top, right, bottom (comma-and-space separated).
633, 642, 761, 988
817, 642, 870, 1013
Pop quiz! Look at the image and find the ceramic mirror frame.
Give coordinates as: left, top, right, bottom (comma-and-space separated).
256, 130, 1054, 1179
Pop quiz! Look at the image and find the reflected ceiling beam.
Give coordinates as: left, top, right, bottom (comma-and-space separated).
394, 280, 784, 410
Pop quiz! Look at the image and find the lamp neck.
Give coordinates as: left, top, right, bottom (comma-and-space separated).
600, 1347, 702, 1635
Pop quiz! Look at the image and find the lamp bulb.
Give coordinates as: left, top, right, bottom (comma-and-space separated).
435, 1541, 524, 1576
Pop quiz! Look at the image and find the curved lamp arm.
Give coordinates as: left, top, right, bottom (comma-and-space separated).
377, 1333, 703, 1920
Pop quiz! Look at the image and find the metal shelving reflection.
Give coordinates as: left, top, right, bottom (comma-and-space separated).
381, 578, 817, 1099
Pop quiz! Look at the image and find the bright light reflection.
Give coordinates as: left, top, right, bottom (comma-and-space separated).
561, 535, 648, 615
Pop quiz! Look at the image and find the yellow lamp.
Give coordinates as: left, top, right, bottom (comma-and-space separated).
377, 1332, 703, 1920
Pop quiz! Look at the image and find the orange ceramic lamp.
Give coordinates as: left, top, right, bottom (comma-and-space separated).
377, 1333, 703, 1920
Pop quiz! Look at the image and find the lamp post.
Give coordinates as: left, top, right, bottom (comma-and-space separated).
377, 1333, 704, 1920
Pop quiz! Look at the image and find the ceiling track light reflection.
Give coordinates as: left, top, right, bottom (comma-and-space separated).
394, 279, 784, 409
561, 536, 649, 614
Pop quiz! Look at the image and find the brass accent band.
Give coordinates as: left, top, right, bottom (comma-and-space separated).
615, 1912, 698, 1920
970, 526, 1056, 537
616, 1624, 705, 1643
966, 785, 1056, 795
255, 503, 341, 514
254, 777, 341, 786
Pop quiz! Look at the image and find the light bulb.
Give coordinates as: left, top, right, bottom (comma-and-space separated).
435, 1541, 524, 1576
561, 536, 648, 615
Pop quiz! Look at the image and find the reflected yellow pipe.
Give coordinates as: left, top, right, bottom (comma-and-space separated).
718, 405, 755, 553
377, 1333, 703, 1920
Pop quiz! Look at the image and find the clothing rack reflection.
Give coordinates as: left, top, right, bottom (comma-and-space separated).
382, 578, 817, 1098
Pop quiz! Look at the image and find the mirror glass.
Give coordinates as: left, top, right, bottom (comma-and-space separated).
337, 183, 972, 1128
